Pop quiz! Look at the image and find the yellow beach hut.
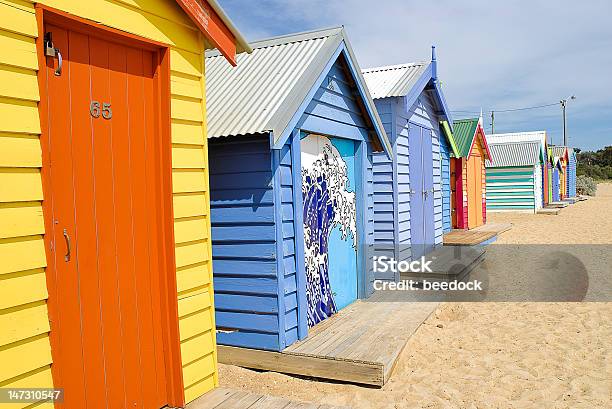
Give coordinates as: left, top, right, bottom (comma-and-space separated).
0, 0, 249, 407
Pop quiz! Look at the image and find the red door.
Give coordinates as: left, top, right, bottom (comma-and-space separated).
42, 24, 169, 409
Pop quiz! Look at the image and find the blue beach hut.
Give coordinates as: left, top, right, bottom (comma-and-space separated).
205, 28, 391, 351
567, 147, 577, 198
361, 48, 457, 280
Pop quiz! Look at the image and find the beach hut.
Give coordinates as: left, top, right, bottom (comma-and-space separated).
0, 1, 249, 406
361, 47, 457, 272
551, 146, 569, 200
486, 141, 545, 212
488, 131, 549, 205
550, 153, 565, 202
205, 27, 391, 351
567, 147, 577, 198
450, 118, 491, 229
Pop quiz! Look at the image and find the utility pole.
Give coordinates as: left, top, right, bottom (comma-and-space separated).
490, 110, 495, 134
560, 95, 575, 146
561, 100, 567, 146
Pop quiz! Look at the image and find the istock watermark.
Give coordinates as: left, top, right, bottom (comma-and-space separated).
373, 256, 434, 273
373, 279, 483, 291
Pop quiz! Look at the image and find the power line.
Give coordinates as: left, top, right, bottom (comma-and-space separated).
451, 101, 561, 115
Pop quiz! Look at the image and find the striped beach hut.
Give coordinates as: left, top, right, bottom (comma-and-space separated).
551, 146, 569, 200
549, 150, 565, 202
488, 131, 549, 205
0, 0, 250, 406
361, 47, 457, 275
486, 141, 546, 212
567, 147, 577, 198
205, 27, 391, 351
450, 118, 491, 229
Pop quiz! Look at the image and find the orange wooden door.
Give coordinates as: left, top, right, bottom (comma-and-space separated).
466, 152, 484, 229
42, 24, 167, 409
466, 155, 477, 229
473, 154, 484, 227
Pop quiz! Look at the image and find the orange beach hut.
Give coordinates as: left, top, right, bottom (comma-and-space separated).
450, 118, 491, 229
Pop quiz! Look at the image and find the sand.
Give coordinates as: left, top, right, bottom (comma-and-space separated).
218, 184, 612, 408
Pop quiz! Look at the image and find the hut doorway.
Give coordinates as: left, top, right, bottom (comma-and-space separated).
301, 134, 358, 327
39, 16, 179, 408
467, 150, 484, 229
408, 123, 435, 259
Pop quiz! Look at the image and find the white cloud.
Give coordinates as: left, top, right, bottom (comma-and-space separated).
221, 0, 612, 149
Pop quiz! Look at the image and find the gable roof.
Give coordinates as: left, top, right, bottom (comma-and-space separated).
488, 131, 547, 163
452, 118, 491, 159
486, 141, 543, 167
175, 0, 251, 65
487, 131, 547, 146
205, 27, 391, 154
361, 49, 453, 126
550, 146, 568, 160
361, 63, 429, 99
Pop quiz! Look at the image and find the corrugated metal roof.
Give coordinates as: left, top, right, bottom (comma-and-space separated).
361, 63, 429, 99
550, 146, 568, 158
488, 131, 547, 146
205, 27, 391, 154
452, 118, 479, 157
486, 141, 542, 167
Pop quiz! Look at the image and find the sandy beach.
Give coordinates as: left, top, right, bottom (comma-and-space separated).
218, 184, 612, 408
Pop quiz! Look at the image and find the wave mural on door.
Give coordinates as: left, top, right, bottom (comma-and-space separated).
301, 134, 357, 327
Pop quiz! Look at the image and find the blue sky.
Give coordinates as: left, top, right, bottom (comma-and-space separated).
219, 0, 612, 151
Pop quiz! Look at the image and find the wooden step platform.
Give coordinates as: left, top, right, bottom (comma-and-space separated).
563, 197, 578, 204
217, 295, 438, 387
473, 222, 512, 235
577, 195, 589, 201
537, 208, 559, 215
400, 245, 486, 283
188, 387, 350, 409
443, 230, 495, 246
547, 201, 568, 208
443, 223, 511, 246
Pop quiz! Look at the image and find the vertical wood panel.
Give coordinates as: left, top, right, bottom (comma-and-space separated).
67, 29, 107, 405
89, 36, 127, 409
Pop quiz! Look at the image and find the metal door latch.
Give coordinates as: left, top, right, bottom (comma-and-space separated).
44, 32, 63, 76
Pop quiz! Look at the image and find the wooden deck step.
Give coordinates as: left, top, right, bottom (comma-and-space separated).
563, 197, 578, 204
188, 387, 351, 409
577, 195, 589, 201
537, 208, 559, 215
217, 296, 438, 387
547, 201, 568, 208
400, 246, 486, 283
443, 230, 496, 246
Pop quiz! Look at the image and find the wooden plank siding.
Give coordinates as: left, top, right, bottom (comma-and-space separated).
407, 93, 444, 246
0, 0, 218, 404
439, 128, 452, 232
485, 166, 537, 212
371, 90, 447, 280
209, 136, 282, 351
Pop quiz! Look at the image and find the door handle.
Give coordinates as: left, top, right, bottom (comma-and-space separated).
54, 49, 63, 76
63, 229, 71, 262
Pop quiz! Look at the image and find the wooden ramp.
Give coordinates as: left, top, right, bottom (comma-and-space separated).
443, 223, 511, 246
547, 201, 568, 208
218, 295, 438, 387
537, 208, 559, 215
443, 230, 495, 246
188, 387, 350, 409
400, 245, 486, 283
